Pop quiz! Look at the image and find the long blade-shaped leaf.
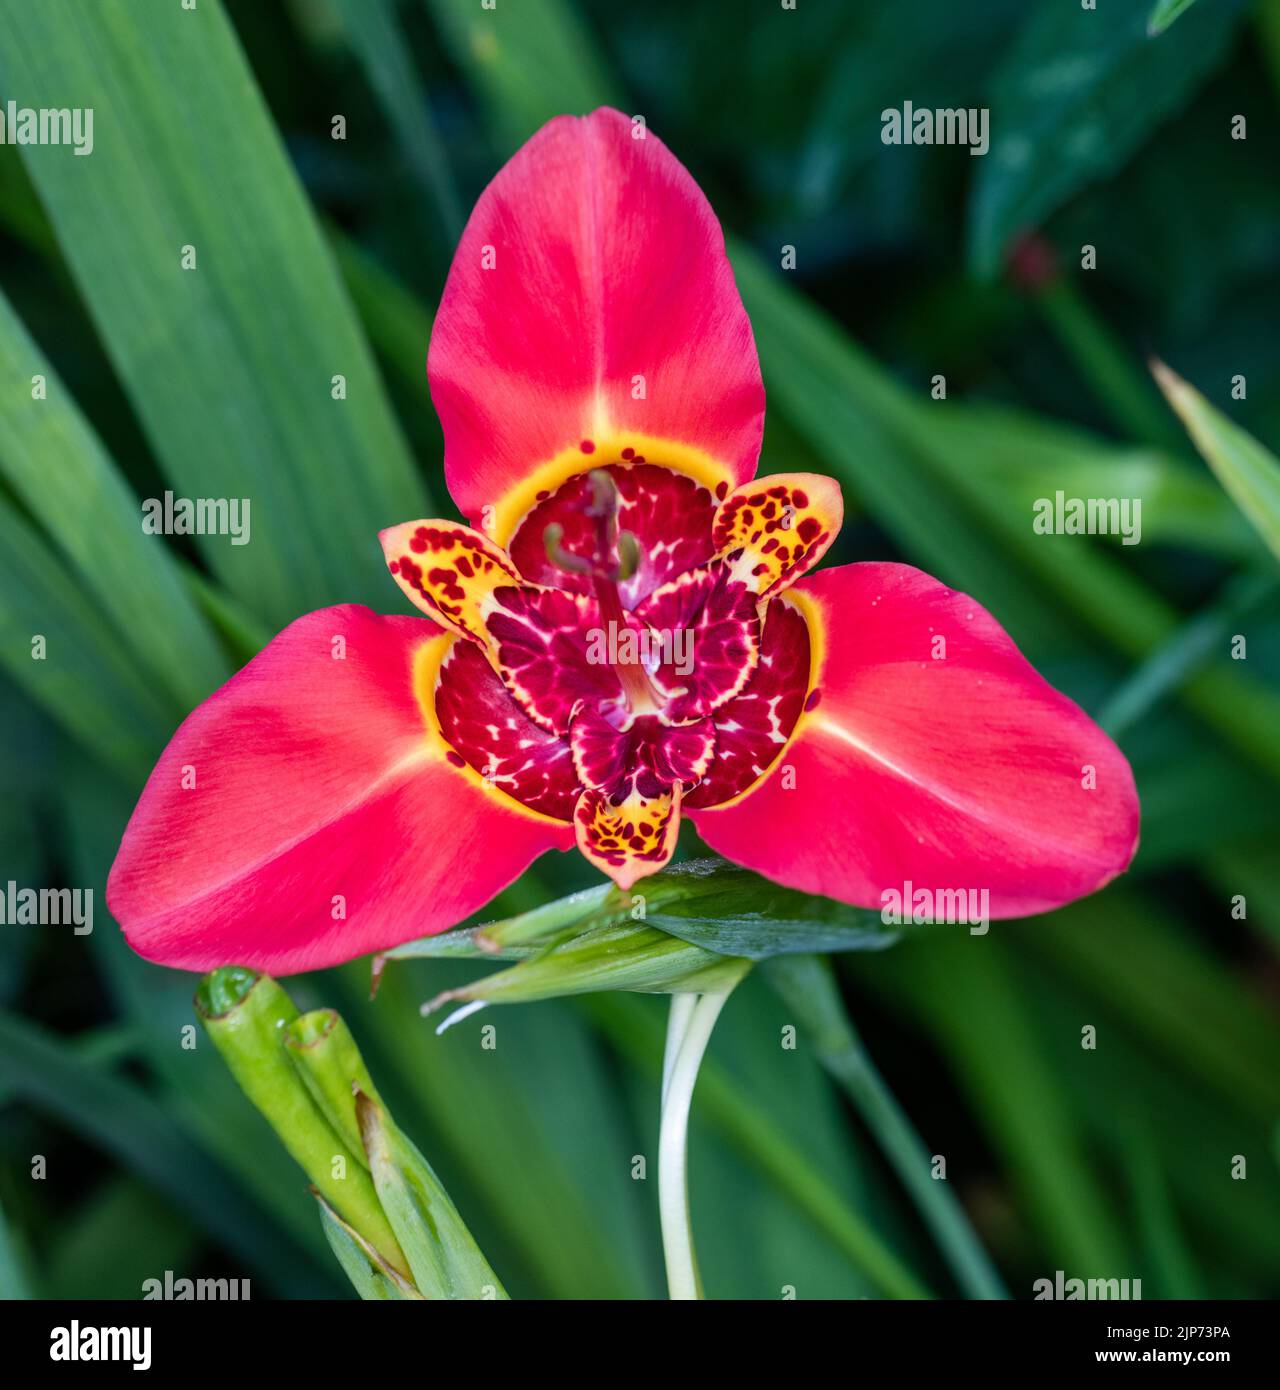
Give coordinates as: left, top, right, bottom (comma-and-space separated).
0, 288, 229, 709
0, 495, 172, 778
0, 1009, 328, 1294
0, 0, 429, 627
1152, 360, 1280, 562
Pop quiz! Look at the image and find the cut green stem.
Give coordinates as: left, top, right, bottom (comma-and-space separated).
659, 986, 737, 1300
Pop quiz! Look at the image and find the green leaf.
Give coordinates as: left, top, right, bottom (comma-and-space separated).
0, 0, 429, 628
643, 860, 900, 960
44, 1177, 197, 1301
1152, 359, 1280, 562
422, 921, 746, 1018
762, 955, 1007, 1299
392, 860, 899, 971
0, 1195, 31, 1300
1099, 570, 1279, 737
0, 495, 172, 779
968, 0, 1250, 276
0, 288, 230, 710
850, 937, 1129, 1275
63, 768, 337, 1273
326, 0, 464, 241
1148, 0, 1201, 36
1025, 889, 1280, 1123
962, 403, 1257, 560
423, 0, 621, 147
0, 1008, 320, 1291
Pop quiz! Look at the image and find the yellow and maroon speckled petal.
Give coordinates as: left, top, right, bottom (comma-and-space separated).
379, 520, 519, 642
712, 473, 843, 596
574, 782, 683, 891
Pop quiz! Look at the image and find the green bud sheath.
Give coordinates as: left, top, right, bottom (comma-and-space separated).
283, 1009, 382, 1164
356, 1089, 507, 1300
195, 968, 409, 1277
425, 920, 750, 1019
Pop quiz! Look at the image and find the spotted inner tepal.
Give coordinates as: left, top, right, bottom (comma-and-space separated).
380, 441, 842, 889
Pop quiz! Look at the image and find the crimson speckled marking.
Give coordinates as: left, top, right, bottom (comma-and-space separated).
569, 708, 716, 799
391, 471, 824, 887
635, 561, 760, 723
508, 461, 717, 605
434, 640, 581, 820
485, 585, 623, 735
686, 600, 811, 808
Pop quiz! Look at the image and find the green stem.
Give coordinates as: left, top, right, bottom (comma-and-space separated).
1099, 569, 1279, 737
659, 990, 731, 1300
661, 993, 698, 1107
764, 956, 1007, 1299
1034, 279, 1185, 453
583, 992, 933, 1298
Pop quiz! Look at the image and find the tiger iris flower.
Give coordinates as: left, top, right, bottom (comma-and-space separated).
108, 109, 1138, 973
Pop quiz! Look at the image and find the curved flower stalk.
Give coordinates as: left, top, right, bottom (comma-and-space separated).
108, 108, 1138, 974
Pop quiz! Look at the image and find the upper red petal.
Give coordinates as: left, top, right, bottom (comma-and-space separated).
429, 107, 764, 527
691, 564, 1140, 918
107, 605, 571, 973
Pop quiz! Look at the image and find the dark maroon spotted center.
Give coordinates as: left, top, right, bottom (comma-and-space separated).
434, 457, 811, 819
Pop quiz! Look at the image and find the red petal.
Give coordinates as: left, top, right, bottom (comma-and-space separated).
108, 606, 571, 973
691, 565, 1139, 917
429, 108, 764, 535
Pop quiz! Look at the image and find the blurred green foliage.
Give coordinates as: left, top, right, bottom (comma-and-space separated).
0, 0, 1277, 1299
